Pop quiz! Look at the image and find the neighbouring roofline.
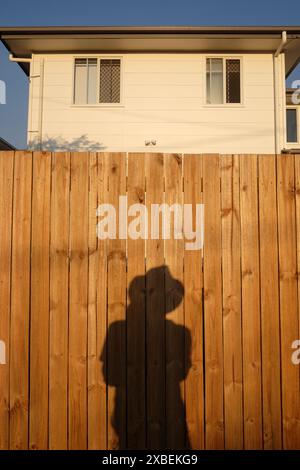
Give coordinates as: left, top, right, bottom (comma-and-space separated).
0, 136, 16, 150
1, 25, 300, 76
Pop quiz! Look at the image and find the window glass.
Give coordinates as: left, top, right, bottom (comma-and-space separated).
226, 59, 241, 103
287, 109, 298, 143
87, 59, 97, 104
206, 58, 223, 104
74, 58, 87, 104
100, 59, 121, 103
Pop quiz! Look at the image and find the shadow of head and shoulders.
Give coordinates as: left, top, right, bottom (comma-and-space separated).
100, 265, 191, 385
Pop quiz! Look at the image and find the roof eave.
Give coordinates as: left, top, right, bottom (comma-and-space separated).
1, 25, 300, 77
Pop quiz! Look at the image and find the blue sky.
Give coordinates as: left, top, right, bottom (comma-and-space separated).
0, 0, 300, 148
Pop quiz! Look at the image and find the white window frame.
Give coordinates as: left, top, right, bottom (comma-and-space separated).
204, 55, 243, 107
72, 55, 124, 107
286, 105, 300, 145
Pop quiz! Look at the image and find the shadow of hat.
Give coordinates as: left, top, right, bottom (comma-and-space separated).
128, 265, 184, 314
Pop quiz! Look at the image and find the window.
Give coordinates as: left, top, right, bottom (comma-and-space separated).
286, 108, 298, 143
74, 57, 121, 105
206, 58, 241, 104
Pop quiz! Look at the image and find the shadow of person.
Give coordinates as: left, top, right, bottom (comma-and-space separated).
100, 265, 191, 450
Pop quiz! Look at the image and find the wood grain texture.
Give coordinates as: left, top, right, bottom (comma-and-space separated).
240, 155, 262, 449
164, 153, 185, 449
258, 155, 282, 449
106, 153, 127, 450
10, 151, 32, 449
184, 154, 204, 450
145, 153, 166, 449
221, 154, 243, 449
0, 152, 14, 450
277, 154, 300, 449
87, 152, 101, 449
69, 152, 89, 449
240, 155, 263, 448
0, 151, 299, 450
127, 153, 146, 449
49, 152, 70, 449
203, 154, 224, 449
96, 153, 108, 449
30, 152, 51, 449
295, 155, 300, 427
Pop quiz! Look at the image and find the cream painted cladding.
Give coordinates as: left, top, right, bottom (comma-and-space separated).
28, 53, 277, 153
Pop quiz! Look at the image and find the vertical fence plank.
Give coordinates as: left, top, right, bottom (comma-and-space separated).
127, 153, 146, 449
106, 153, 127, 449
221, 154, 243, 449
69, 152, 89, 449
203, 153, 224, 449
164, 153, 185, 449
184, 154, 204, 450
146, 153, 165, 449
29, 152, 51, 449
258, 155, 282, 449
97, 153, 108, 449
10, 151, 32, 449
295, 155, 300, 433
0, 152, 14, 450
240, 154, 262, 449
49, 152, 70, 449
87, 153, 100, 449
277, 154, 300, 449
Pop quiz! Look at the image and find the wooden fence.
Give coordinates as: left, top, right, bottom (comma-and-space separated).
0, 151, 300, 450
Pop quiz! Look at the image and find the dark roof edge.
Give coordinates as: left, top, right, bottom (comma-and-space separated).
2, 25, 300, 78
1, 25, 300, 35
0, 137, 16, 150
0, 37, 29, 75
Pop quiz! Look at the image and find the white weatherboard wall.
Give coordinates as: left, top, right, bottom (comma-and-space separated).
28, 53, 276, 153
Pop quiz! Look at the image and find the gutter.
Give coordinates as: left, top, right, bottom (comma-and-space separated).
274, 31, 287, 153
8, 54, 44, 149
274, 31, 287, 57
0, 36, 30, 75
9, 54, 32, 63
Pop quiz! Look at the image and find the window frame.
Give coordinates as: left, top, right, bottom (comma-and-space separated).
286, 105, 299, 145
204, 55, 244, 107
72, 55, 124, 107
